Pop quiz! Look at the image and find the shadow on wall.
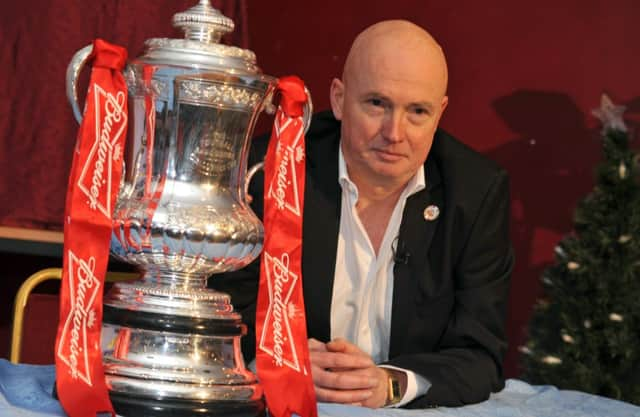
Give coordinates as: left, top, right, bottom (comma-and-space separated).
487, 90, 602, 378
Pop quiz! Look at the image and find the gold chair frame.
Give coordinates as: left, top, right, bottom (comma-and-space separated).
10, 267, 137, 363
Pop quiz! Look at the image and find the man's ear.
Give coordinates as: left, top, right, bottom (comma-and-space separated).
440, 95, 449, 114
434, 95, 449, 126
329, 78, 345, 120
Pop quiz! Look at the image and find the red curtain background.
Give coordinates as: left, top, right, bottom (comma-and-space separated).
2, 0, 639, 377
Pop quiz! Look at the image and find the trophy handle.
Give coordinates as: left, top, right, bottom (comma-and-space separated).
301, 86, 313, 134
264, 86, 313, 134
245, 161, 264, 204
65, 44, 94, 124
245, 85, 313, 203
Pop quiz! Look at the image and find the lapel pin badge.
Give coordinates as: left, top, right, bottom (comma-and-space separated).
423, 205, 440, 221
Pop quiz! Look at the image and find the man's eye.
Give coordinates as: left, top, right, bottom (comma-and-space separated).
413, 107, 429, 116
368, 98, 384, 107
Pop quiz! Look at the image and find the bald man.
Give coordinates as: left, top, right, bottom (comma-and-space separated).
213, 20, 513, 409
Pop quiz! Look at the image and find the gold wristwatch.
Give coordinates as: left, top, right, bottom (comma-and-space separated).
383, 369, 402, 406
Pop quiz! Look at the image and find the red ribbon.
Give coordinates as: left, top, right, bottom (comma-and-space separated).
55, 39, 128, 417
255, 76, 318, 417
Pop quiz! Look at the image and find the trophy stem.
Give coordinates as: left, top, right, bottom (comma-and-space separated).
141, 270, 209, 289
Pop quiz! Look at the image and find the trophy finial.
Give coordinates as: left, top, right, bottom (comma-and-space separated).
173, 0, 234, 44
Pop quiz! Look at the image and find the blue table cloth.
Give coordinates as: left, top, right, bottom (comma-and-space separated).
1, 359, 638, 416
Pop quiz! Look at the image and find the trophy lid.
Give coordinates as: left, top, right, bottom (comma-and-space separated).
137, 0, 265, 76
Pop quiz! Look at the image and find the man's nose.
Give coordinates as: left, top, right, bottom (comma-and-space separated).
381, 111, 404, 142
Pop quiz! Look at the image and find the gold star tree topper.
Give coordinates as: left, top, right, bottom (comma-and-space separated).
591, 93, 627, 132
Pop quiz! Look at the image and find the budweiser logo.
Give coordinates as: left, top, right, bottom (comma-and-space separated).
57, 250, 102, 385
259, 251, 302, 371
77, 86, 127, 219
267, 112, 304, 216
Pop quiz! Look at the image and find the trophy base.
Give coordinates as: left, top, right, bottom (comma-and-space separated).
110, 392, 267, 417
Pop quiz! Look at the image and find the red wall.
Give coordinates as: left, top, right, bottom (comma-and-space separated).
245, 0, 640, 377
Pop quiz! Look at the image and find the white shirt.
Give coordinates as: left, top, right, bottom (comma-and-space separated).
330, 147, 431, 407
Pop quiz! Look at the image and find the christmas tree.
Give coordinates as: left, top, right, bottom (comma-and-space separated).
521, 94, 640, 404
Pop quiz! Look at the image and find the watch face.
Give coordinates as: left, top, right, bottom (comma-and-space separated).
386, 373, 402, 405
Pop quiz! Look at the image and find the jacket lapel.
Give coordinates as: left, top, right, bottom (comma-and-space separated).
301, 125, 341, 342
389, 155, 443, 357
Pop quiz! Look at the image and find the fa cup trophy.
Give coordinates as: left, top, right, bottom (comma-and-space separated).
64, 1, 311, 416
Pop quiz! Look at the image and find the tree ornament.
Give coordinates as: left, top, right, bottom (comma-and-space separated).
619, 235, 632, 244
591, 94, 627, 132
542, 355, 562, 365
567, 261, 580, 270
518, 345, 533, 355
609, 313, 624, 322
619, 162, 628, 179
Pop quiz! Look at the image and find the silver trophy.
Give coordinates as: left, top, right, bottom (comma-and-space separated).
66, 1, 311, 416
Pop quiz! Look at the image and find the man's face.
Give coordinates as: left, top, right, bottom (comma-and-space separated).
330, 45, 448, 187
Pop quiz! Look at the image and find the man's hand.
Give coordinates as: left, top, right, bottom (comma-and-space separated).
308, 338, 388, 408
